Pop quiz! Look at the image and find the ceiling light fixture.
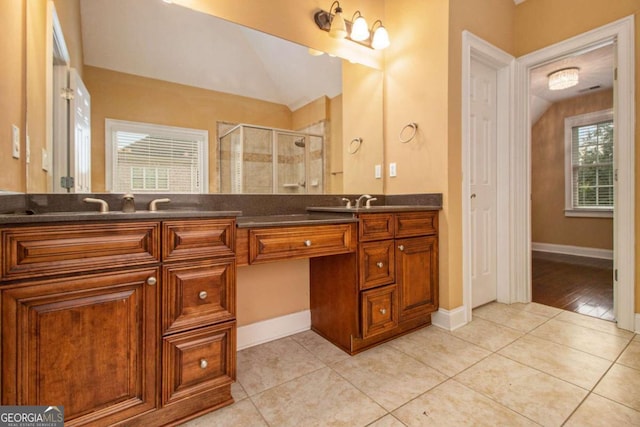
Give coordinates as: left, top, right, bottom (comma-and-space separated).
548, 67, 580, 91
313, 2, 390, 50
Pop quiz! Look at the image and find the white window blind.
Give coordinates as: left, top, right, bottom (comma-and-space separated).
106, 120, 208, 193
563, 109, 613, 217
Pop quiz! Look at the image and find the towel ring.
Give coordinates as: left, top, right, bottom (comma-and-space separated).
399, 122, 418, 143
348, 137, 363, 154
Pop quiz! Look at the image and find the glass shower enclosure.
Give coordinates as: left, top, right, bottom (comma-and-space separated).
219, 124, 324, 194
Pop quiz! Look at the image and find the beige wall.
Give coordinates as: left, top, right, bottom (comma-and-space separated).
0, 0, 26, 192
84, 66, 293, 192
531, 91, 614, 250
329, 94, 343, 193
513, 0, 640, 333
53, 0, 84, 78
291, 96, 329, 131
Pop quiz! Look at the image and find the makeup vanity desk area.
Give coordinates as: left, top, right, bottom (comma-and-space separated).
236, 206, 440, 355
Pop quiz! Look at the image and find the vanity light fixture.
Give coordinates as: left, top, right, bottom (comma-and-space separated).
314, 2, 390, 50
548, 67, 580, 91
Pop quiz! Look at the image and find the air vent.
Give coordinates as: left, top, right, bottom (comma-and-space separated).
578, 85, 602, 93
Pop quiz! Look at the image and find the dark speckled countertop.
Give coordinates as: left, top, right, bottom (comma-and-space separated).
236, 213, 357, 228
0, 210, 242, 225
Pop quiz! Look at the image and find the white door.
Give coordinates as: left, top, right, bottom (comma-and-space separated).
470, 58, 498, 308
69, 68, 91, 193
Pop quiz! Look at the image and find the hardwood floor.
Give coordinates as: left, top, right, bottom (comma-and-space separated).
532, 251, 614, 321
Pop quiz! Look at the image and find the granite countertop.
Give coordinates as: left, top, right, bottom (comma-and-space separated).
0, 210, 242, 224
236, 213, 358, 228
306, 205, 442, 214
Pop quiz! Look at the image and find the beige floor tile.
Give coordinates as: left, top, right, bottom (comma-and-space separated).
452, 317, 523, 352
236, 337, 325, 396
366, 414, 407, 427
333, 345, 447, 411
509, 302, 563, 318
472, 302, 549, 332
252, 367, 386, 427
565, 393, 640, 426
530, 319, 630, 361
179, 399, 267, 427
498, 334, 612, 389
594, 363, 640, 411
455, 354, 587, 426
232, 381, 248, 401
555, 310, 634, 339
290, 330, 351, 365
618, 341, 640, 371
634, 334, 640, 342
393, 379, 538, 426
388, 326, 490, 377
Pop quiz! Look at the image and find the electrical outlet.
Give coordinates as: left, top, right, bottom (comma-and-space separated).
374, 164, 382, 179
389, 162, 397, 177
11, 125, 20, 159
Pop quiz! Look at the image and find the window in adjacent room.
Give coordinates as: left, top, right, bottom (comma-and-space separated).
564, 109, 613, 217
106, 119, 208, 193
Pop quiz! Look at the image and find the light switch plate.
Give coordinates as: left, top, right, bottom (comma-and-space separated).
42, 148, 50, 172
374, 164, 382, 179
11, 125, 20, 159
389, 162, 397, 177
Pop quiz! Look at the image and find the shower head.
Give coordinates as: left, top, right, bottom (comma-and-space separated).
294, 137, 306, 148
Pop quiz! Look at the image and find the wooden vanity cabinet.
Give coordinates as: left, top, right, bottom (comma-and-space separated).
0, 217, 237, 426
310, 210, 438, 354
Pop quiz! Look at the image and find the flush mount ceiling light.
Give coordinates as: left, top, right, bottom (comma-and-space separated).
314, 2, 390, 50
548, 67, 580, 91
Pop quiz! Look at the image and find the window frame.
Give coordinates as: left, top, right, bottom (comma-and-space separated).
564, 108, 614, 218
105, 119, 208, 194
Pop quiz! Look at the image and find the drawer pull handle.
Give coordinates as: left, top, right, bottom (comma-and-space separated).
199, 359, 208, 369
376, 262, 384, 268
304, 240, 312, 247
398, 245, 405, 251
380, 308, 387, 315
199, 291, 208, 300
146, 277, 157, 286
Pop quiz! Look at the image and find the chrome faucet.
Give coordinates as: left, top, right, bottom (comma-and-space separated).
148, 198, 171, 211
341, 197, 352, 208
122, 193, 135, 213
83, 197, 109, 213
365, 197, 378, 208
355, 194, 373, 209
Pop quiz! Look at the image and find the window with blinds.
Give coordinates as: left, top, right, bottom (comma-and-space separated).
564, 109, 613, 216
106, 120, 208, 193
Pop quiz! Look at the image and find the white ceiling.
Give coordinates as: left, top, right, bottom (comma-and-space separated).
79, 0, 342, 110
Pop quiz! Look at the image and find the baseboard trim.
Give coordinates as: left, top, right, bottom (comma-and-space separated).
532, 242, 613, 260
237, 310, 311, 350
431, 306, 467, 331
635, 313, 640, 334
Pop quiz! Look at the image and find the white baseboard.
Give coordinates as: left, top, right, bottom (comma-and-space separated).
532, 242, 613, 260
635, 313, 640, 334
237, 310, 311, 351
431, 306, 467, 331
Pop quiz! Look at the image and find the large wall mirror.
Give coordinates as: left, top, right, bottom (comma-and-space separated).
22, 0, 384, 195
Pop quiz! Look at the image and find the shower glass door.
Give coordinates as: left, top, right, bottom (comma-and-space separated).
276, 132, 307, 194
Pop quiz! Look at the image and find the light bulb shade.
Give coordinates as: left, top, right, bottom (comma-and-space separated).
548, 67, 579, 90
329, 8, 347, 39
350, 16, 369, 41
371, 25, 390, 50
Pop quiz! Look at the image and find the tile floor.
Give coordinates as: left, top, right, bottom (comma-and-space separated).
182, 302, 640, 426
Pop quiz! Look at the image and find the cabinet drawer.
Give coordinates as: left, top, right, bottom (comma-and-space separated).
359, 214, 394, 241
1, 222, 160, 281
395, 211, 438, 238
359, 240, 395, 290
361, 284, 398, 338
163, 219, 235, 263
163, 322, 236, 406
249, 223, 356, 264
163, 259, 235, 335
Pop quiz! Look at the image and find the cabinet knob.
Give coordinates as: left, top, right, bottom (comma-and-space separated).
376, 262, 384, 268
398, 245, 405, 251
146, 277, 157, 286
199, 291, 208, 300
304, 240, 312, 247
199, 359, 208, 369
380, 308, 387, 315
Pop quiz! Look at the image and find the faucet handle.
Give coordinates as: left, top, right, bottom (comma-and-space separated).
341, 198, 352, 208
365, 197, 378, 208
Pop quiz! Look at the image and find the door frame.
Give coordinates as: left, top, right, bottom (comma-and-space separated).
513, 16, 635, 331
462, 31, 515, 323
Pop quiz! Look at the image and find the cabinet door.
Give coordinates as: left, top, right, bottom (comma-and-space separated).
1, 268, 159, 426
396, 236, 438, 321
